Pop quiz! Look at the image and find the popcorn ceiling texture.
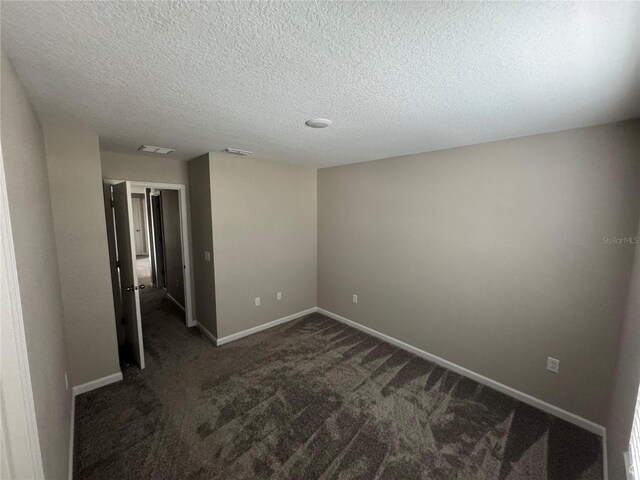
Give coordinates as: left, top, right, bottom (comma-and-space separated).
1, 1, 639, 166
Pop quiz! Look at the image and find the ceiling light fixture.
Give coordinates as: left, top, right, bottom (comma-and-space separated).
138, 145, 175, 154
224, 148, 253, 156
305, 118, 332, 128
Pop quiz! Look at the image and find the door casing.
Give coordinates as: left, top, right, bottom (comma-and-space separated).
103, 179, 195, 328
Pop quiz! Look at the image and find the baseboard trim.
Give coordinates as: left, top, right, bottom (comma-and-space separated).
68, 393, 75, 480
216, 307, 318, 346
317, 307, 606, 438
166, 292, 185, 312
71, 372, 123, 397
195, 321, 217, 346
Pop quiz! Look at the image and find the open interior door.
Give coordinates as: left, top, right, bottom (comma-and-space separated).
112, 181, 145, 369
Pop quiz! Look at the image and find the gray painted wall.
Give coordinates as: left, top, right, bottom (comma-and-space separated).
161, 189, 185, 307
1, 50, 71, 480
43, 124, 121, 386
318, 121, 640, 424
188, 154, 217, 336
607, 214, 640, 479
209, 153, 317, 338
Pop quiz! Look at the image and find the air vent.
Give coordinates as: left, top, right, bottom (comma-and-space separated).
224, 148, 253, 156
138, 145, 175, 154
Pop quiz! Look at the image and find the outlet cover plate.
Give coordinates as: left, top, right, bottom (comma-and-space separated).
546, 357, 560, 374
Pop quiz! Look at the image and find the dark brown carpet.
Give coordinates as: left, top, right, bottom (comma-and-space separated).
74, 289, 603, 479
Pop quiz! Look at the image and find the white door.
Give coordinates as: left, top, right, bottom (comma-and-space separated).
131, 195, 147, 256
113, 182, 145, 369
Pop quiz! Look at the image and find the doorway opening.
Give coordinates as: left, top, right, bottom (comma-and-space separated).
103, 180, 193, 370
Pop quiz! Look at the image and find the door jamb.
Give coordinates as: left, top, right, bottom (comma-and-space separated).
0, 141, 45, 478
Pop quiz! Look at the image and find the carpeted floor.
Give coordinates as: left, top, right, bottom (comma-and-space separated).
74, 291, 603, 480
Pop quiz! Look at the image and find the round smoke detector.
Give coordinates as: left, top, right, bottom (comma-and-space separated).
305, 118, 332, 128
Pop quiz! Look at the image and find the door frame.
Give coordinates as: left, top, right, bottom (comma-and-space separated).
0, 140, 45, 478
104, 179, 195, 328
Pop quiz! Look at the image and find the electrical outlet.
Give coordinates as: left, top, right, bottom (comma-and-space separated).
277, 292, 282, 301
255, 297, 261, 307
546, 357, 560, 374
204, 251, 211, 262
352, 294, 358, 304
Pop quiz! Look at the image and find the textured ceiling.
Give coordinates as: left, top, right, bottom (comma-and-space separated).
2, 1, 639, 167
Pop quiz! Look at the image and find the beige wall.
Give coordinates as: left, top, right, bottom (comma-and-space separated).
607, 215, 640, 479
210, 153, 317, 338
161, 189, 185, 307
44, 124, 121, 386
318, 121, 640, 424
1, 50, 71, 480
188, 154, 217, 336
101, 150, 189, 185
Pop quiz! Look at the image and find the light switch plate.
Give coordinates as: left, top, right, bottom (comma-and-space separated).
204, 251, 211, 262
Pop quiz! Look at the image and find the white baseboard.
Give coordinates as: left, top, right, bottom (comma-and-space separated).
68, 392, 75, 480
71, 372, 123, 397
216, 307, 318, 346
623, 451, 631, 480
317, 307, 606, 438
195, 320, 217, 346
166, 292, 185, 312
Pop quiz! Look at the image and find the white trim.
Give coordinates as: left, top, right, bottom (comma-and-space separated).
68, 394, 75, 480
177, 184, 195, 327
317, 307, 606, 437
71, 372, 123, 397
166, 292, 185, 311
602, 430, 609, 480
216, 308, 317, 346
624, 451, 632, 480
0, 139, 45, 479
103, 179, 195, 328
195, 320, 217, 346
